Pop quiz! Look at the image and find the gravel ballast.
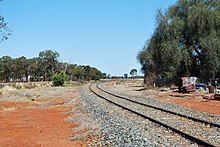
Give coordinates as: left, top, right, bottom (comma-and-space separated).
95, 84, 220, 146
79, 84, 197, 146
101, 82, 220, 125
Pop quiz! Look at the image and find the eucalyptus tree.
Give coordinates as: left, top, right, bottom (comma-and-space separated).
0, 16, 10, 42
89, 66, 104, 80
0, 56, 13, 82
14, 56, 27, 81
65, 63, 77, 81
38, 50, 60, 81
138, 0, 220, 81
0, 1, 11, 43
130, 69, 138, 77
28, 57, 42, 81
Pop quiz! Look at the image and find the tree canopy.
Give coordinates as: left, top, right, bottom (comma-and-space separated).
137, 0, 220, 81
0, 1, 11, 43
0, 50, 105, 82
130, 69, 137, 77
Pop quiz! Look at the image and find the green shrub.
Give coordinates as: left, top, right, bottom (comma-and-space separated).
52, 71, 67, 86
13, 84, 23, 89
29, 77, 35, 82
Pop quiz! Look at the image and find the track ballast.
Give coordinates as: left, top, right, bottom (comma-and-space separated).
89, 83, 220, 147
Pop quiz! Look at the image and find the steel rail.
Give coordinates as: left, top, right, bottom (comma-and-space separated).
89, 84, 216, 147
96, 83, 220, 128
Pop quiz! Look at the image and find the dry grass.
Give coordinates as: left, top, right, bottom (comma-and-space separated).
2, 107, 16, 112
0, 82, 52, 94
0, 86, 17, 94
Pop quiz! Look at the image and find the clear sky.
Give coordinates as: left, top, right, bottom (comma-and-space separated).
0, 0, 177, 76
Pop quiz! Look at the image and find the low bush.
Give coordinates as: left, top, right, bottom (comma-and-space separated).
52, 71, 67, 86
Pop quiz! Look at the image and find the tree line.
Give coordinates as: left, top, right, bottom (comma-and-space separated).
137, 0, 220, 83
0, 50, 105, 82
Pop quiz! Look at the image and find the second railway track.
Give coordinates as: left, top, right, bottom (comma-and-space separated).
90, 83, 220, 146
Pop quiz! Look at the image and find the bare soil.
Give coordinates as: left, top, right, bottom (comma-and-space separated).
157, 92, 220, 115
0, 86, 86, 147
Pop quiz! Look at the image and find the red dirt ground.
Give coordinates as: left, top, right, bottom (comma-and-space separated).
0, 99, 85, 147
157, 93, 220, 116
168, 98, 220, 116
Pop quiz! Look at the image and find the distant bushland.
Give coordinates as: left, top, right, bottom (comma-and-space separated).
0, 50, 105, 82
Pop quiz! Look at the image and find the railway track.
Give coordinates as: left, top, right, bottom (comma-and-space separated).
89, 83, 220, 147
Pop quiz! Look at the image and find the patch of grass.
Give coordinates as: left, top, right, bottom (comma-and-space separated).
13, 84, 23, 89
116, 81, 122, 85
25, 93, 34, 101
23, 84, 37, 89
0, 85, 4, 89
64, 81, 73, 87
1, 86, 17, 94
25, 93, 32, 98
64, 81, 81, 87
25, 93, 35, 101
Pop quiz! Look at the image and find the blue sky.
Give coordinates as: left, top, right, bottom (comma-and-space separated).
0, 0, 176, 76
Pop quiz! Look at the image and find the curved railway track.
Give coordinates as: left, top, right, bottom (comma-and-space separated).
96, 83, 220, 128
89, 83, 220, 147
